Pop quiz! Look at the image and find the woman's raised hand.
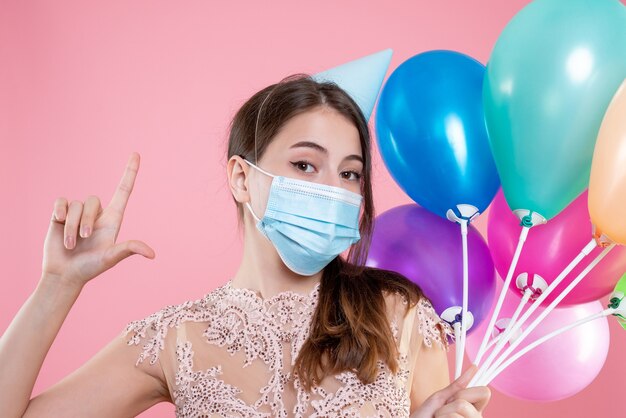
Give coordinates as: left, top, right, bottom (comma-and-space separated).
41, 152, 155, 288
412, 365, 491, 418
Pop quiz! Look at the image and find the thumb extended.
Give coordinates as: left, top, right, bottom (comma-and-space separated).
104, 240, 156, 267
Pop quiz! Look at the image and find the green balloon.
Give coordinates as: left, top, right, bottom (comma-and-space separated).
484, 0, 626, 221
611, 273, 626, 330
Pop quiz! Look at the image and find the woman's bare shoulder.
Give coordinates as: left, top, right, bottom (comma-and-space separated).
381, 289, 454, 352
413, 296, 455, 351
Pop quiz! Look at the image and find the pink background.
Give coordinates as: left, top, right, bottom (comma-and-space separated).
2, 1, 625, 416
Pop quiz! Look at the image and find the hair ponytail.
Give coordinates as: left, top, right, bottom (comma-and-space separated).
293, 257, 425, 391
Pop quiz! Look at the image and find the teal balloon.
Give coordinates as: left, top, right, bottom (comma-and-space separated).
484, 0, 626, 221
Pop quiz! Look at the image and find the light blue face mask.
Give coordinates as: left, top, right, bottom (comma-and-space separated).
242, 158, 363, 276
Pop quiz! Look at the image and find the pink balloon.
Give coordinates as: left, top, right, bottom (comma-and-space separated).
465, 283, 610, 401
488, 188, 626, 305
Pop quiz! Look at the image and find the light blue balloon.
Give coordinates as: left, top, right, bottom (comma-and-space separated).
376, 50, 500, 220
484, 0, 626, 221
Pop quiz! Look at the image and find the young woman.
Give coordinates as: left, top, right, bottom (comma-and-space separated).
0, 74, 491, 417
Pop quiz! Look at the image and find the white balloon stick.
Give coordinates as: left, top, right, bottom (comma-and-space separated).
474, 226, 530, 366
469, 238, 599, 387
455, 219, 470, 379
481, 308, 612, 386
473, 243, 614, 387
454, 321, 463, 379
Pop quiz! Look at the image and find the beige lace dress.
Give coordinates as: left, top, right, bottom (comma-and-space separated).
122, 279, 455, 417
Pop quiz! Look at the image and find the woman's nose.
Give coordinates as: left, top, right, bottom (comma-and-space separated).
320, 171, 342, 189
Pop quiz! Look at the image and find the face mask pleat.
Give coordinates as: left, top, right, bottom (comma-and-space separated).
263, 213, 360, 239
262, 226, 339, 275
275, 176, 363, 206
266, 185, 361, 227
264, 219, 359, 255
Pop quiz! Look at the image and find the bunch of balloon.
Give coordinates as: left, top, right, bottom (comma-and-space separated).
374, 49, 500, 377
468, 0, 626, 390
469, 79, 626, 395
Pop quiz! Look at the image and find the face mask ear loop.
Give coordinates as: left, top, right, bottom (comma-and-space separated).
243, 159, 275, 178
245, 201, 262, 223
242, 159, 274, 224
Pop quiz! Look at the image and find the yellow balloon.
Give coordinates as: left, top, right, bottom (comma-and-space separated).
589, 78, 626, 245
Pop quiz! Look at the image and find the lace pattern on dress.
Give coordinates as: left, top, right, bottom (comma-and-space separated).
174, 340, 263, 417
123, 298, 207, 366
302, 358, 411, 417
123, 281, 455, 417
415, 297, 455, 351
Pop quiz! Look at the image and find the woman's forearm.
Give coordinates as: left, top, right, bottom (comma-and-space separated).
0, 275, 83, 417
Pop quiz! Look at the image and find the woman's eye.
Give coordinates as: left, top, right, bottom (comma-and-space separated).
341, 171, 362, 181
290, 160, 315, 173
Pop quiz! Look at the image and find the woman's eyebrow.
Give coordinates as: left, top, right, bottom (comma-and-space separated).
290, 140, 327, 153
344, 154, 364, 164
290, 140, 363, 163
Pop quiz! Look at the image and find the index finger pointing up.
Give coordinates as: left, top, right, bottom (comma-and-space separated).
108, 152, 140, 215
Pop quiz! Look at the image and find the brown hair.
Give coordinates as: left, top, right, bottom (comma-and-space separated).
226, 74, 427, 390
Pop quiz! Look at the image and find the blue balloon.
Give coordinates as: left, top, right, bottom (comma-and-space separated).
375, 50, 500, 219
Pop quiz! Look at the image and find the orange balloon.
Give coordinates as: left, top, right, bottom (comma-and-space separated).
589, 78, 626, 245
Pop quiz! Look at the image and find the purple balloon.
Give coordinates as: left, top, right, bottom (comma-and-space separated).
366, 204, 496, 331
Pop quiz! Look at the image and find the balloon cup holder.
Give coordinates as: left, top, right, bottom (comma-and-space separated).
609, 291, 626, 330
512, 209, 547, 227
516, 273, 548, 300
441, 306, 475, 331
446, 204, 480, 223
492, 318, 523, 344
592, 225, 614, 248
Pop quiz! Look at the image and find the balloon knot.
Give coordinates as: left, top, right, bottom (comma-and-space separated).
450, 313, 464, 326
522, 285, 543, 300
520, 212, 534, 228
521, 274, 543, 300
609, 296, 622, 310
